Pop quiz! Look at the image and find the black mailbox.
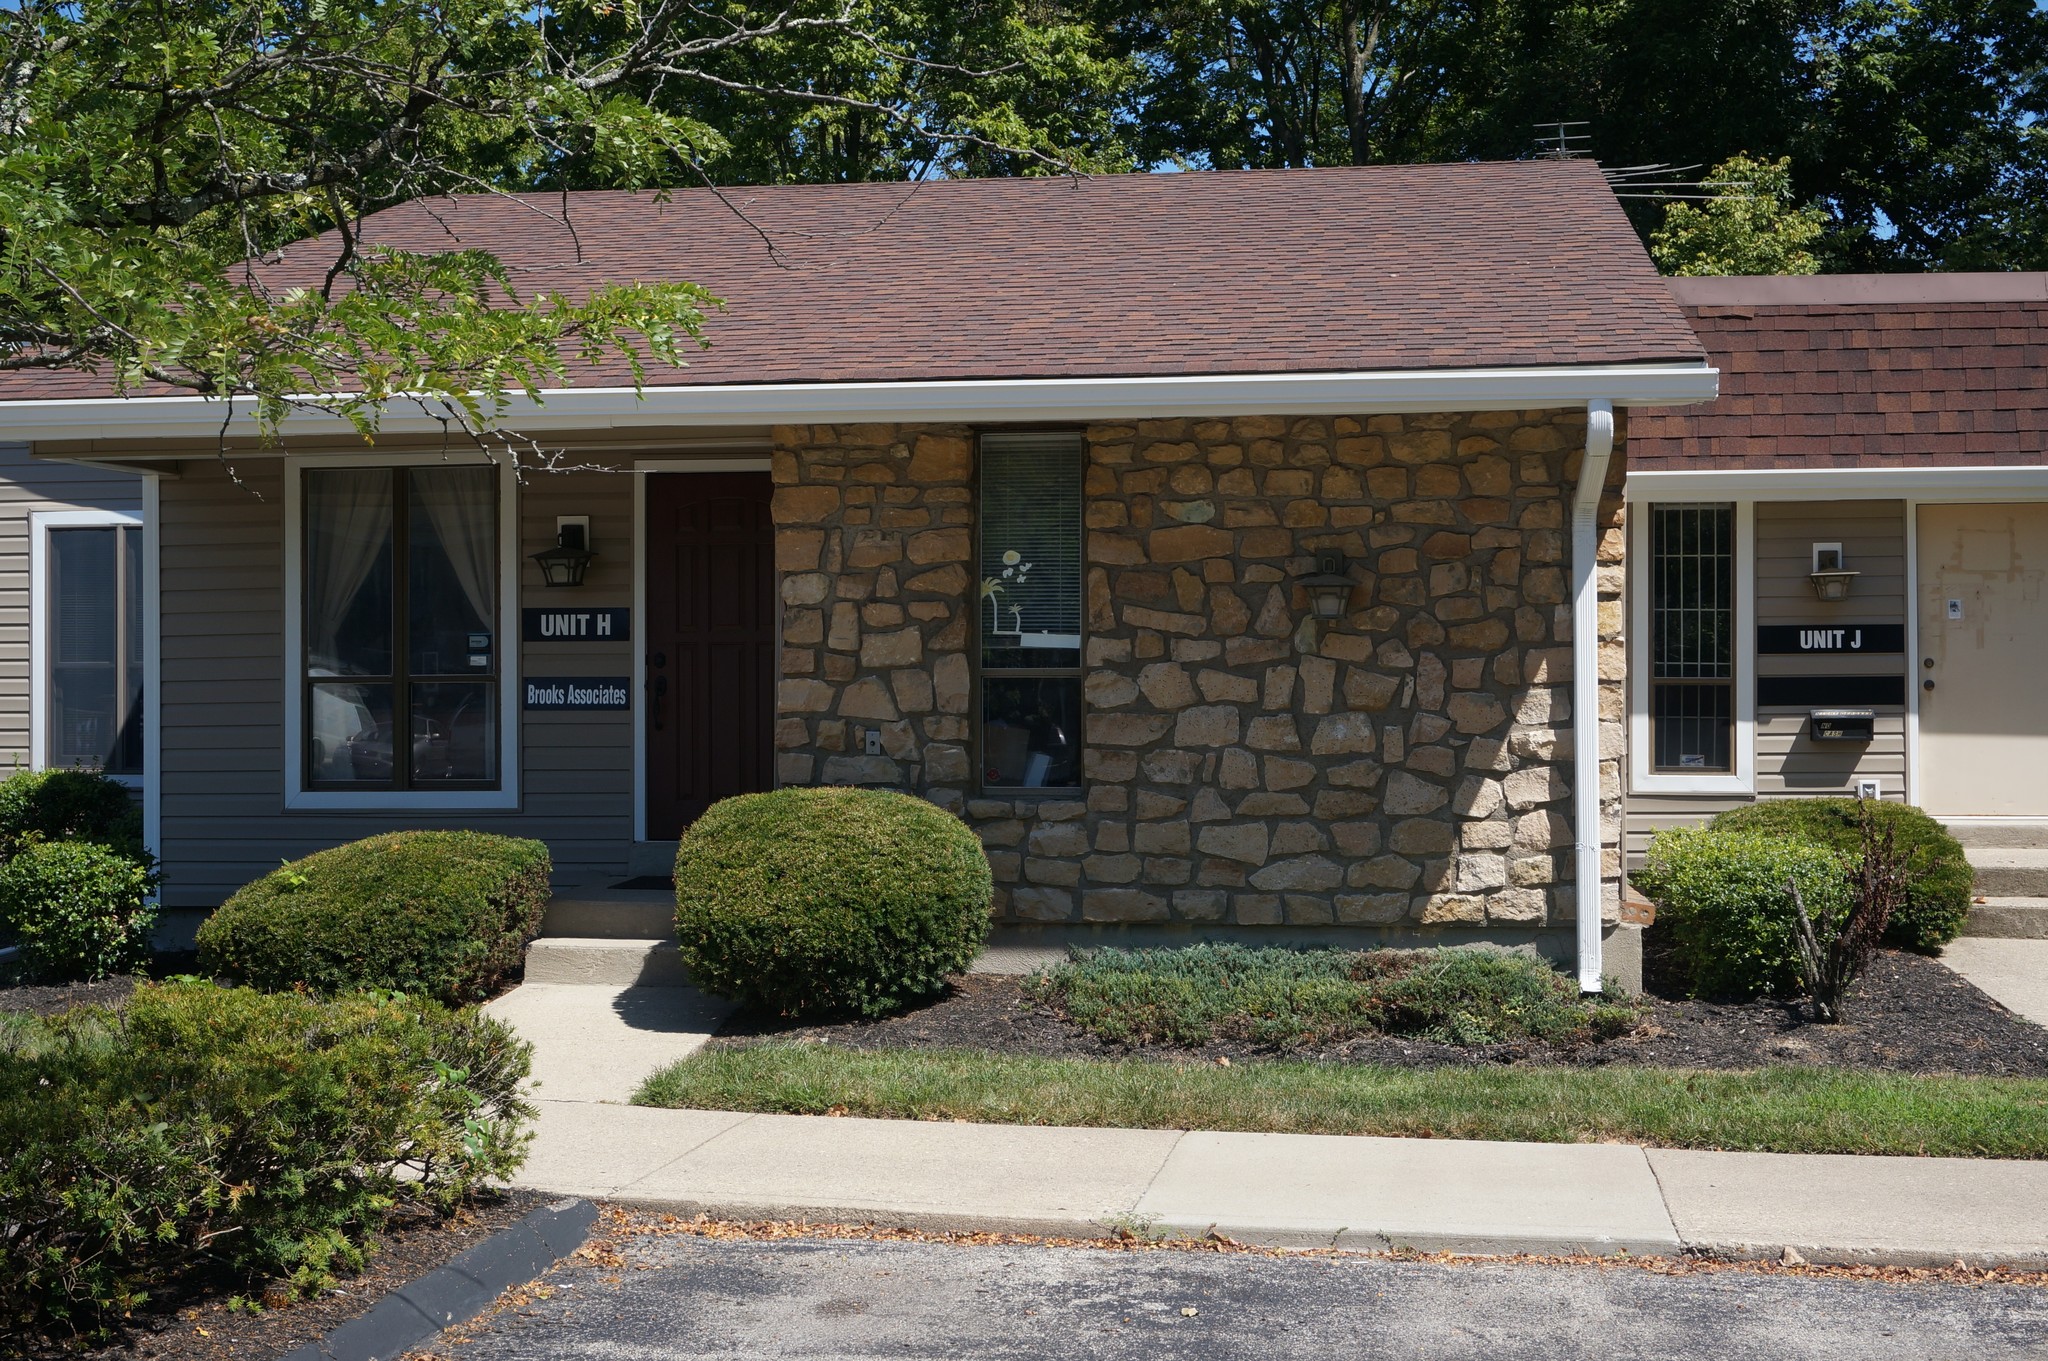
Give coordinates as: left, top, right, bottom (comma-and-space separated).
1810, 708, 1876, 742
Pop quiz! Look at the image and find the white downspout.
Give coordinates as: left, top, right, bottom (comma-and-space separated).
1571, 399, 1616, 992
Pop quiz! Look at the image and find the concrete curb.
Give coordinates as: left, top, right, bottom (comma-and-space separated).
281, 1197, 598, 1361
599, 1195, 1680, 1259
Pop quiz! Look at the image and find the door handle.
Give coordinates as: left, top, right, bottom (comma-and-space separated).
651, 673, 669, 730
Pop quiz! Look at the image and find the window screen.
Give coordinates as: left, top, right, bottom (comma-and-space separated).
47, 526, 142, 775
978, 433, 1083, 789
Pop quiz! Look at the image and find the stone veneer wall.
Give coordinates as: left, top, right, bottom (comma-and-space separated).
769, 412, 1625, 932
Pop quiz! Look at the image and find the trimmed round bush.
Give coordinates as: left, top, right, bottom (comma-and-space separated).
673, 787, 993, 1018
1635, 827, 1852, 998
1710, 799, 1971, 951
0, 767, 141, 860
197, 831, 550, 1003
0, 840, 158, 982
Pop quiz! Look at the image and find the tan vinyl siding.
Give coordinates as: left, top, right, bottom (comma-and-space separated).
1627, 499, 1911, 863
155, 455, 645, 908
0, 444, 143, 771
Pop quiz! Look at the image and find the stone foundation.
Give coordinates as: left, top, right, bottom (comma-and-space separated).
770, 411, 1625, 932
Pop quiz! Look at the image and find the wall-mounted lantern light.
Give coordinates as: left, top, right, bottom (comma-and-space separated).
1296, 550, 1354, 619
532, 516, 595, 588
1809, 541, 1857, 602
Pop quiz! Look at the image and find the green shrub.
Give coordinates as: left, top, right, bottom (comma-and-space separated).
673, 787, 992, 1019
1636, 827, 1853, 998
1027, 943, 1638, 1050
1710, 799, 1971, 951
0, 840, 158, 982
0, 766, 142, 860
197, 831, 550, 1004
0, 981, 532, 1341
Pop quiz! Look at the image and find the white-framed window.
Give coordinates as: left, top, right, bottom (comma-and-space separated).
1629, 500, 1755, 794
283, 454, 519, 810
31, 509, 144, 782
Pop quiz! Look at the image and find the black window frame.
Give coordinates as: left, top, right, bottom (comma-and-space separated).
300, 465, 501, 793
1648, 502, 1736, 774
974, 431, 1085, 796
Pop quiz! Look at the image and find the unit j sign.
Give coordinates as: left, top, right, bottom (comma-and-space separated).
523, 677, 631, 710
1756, 624, 1906, 654
522, 607, 630, 642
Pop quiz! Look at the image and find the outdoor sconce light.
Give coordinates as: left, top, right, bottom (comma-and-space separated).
532, 516, 595, 588
1809, 542, 1858, 602
1296, 550, 1354, 619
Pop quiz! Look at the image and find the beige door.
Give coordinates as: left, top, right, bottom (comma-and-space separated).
1917, 503, 2048, 815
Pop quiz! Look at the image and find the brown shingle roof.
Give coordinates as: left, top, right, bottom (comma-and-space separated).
1629, 274, 2048, 470
2, 161, 1701, 403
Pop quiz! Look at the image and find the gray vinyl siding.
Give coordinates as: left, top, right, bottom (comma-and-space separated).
156, 455, 641, 908
1626, 499, 1910, 862
0, 443, 143, 772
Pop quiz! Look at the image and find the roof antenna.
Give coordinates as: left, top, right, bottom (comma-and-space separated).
1532, 120, 1593, 160
1532, 120, 1760, 204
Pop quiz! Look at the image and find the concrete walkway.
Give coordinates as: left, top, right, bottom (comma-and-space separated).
483, 970, 2048, 1270
507, 1103, 2048, 1267
1941, 937, 2048, 1027
483, 982, 732, 1104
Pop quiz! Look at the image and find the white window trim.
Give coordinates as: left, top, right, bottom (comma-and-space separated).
282, 453, 520, 811
30, 507, 145, 787
630, 457, 775, 844
1628, 499, 1756, 795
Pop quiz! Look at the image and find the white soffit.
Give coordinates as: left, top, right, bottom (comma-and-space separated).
1, 363, 1719, 444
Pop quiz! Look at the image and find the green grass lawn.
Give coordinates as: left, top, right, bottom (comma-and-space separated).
636, 1043, 2048, 1159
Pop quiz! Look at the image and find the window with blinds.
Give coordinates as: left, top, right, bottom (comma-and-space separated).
47, 526, 142, 775
978, 433, 1083, 790
1650, 503, 1735, 772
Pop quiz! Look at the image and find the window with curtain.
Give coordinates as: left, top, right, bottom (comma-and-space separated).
48, 525, 142, 775
1649, 503, 1735, 772
303, 465, 499, 790
978, 432, 1083, 791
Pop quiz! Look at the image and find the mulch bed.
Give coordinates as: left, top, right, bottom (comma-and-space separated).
13, 1189, 549, 1361
714, 948, 2048, 1078
0, 975, 139, 1018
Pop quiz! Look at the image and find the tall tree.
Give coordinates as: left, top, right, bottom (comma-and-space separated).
1097, 0, 2048, 270
1651, 154, 1829, 276
0, 0, 1110, 444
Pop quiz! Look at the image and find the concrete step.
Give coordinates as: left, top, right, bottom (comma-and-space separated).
1963, 898, 2048, 940
1942, 821, 2048, 850
1965, 847, 2048, 898
629, 841, 681, 877
523, 937, 689, 987
544, 887, 674, 939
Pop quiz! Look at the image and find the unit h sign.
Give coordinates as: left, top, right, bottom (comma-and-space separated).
522, 607, 631, 642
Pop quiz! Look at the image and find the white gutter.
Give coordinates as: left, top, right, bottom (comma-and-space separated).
1571, 399, 1617, 993
1, 363, 1718, 443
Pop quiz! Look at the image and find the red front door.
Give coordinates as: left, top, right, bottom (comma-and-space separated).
644, 472, 776, 838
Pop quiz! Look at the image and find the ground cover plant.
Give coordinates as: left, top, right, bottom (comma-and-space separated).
0, 980, 533, 1343
1710, 798, 1972, 952
636, 1043, 2048, 1160
196, 831, 550, 1004
1026, 944, 1637, 1051
673, 787, 992, 1020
